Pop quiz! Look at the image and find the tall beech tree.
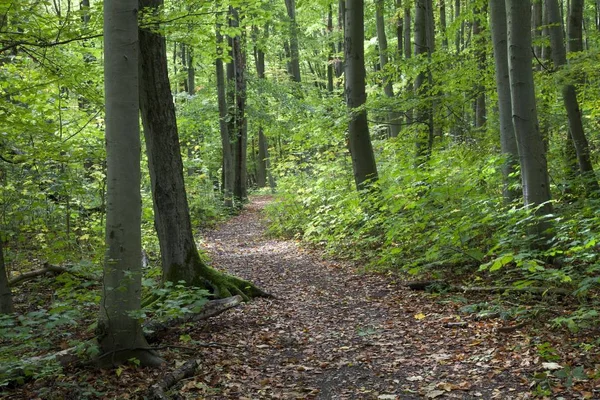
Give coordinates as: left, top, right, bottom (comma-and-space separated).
284, 0, 302, 83
216, 14, 235, 208
506, 0, 553, 236
138, 0, 266, 298
414, 0, 434, 161
345, 0, 378, 190
98, 0, 162, 367
489, 0, 520, 202
375, 0, 401, 138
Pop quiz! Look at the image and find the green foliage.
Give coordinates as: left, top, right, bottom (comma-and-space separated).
142, 280, 210, 323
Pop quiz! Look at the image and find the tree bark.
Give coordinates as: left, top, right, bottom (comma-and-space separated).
253, 25, 273, 190
345, 0, 378, 190
216, 15, 234, 208
99, 0, 162, 367
375, 0, 401, 138
489, 0, 520, 202
138, 0, 265, 299
472, 4, 487, 129
506, 0, 553, 238
414, 0, 433, 162
440, 0, 449, 49
284, 0, 302, 83
0, 238, 13, 314
228, 7, 248, 202
547, 0, 599, 195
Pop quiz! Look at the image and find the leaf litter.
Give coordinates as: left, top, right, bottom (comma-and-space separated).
6, 195, 600, 399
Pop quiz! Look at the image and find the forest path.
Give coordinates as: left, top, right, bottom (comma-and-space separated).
184, 195, 532, 399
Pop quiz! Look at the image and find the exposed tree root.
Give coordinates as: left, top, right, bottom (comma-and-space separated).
146, 359, 201, 400
196, 264, 273, 301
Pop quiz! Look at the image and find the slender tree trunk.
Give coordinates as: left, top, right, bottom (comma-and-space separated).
216, 17, 234, 208
396, 0, 404, 57
533, 0, 543, 65
285, 0, 302, 83
489, 0, 520, 202
414, 0, 433, 162
327, 5, 335, 92
547, 0, 599, 195
376, 0, 401, 138
506, 0, 553, 237
440, 0, 449, 49
253, 25, 273, 189
455, 0, 462, 53
232, 9, 248, 201
187, 48, 195, 95
99, 0, 162, 367
0, 238, 13, 314
404, 4, 412, 59
473, 4, 487, 129
345, 0, 378, 190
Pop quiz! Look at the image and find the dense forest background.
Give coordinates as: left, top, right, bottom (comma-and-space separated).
1, 0, 600, 397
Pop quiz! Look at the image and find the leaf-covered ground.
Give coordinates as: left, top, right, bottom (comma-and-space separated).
5, 196, 600, 399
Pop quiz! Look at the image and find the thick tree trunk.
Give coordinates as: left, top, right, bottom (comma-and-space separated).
138, 0, 265, 299
345, 0, 378, 190
375, 0, 401, 138
284, 0, 302, 83
99, 0, 162, 367
489, 0, 520, 202
506, 0, 553, 237
0, 238, 13, 314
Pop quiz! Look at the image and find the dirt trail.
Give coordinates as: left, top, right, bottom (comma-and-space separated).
180, 196, 532, 399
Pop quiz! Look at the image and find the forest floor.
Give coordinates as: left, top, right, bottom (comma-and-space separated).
6, 195, 599, 399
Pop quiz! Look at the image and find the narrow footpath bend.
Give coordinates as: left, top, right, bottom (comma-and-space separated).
184, 196, 532, 399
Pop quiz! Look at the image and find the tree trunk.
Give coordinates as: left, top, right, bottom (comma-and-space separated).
216, 17, 234, 208
489, 0, 520, 202
285, 0, 302, 83
473, 4, 487, 129
0, 238, 13, 314
187, 48, 195, 95
396, 0, 404, 57
327, 5, 335, 92
138, 0, 265, 299
404, 3, 412, 59
99, 0, 162, 367
533, 0, 543, 65
547, 0, 599, 195
506, 0, 553, 237
375, 0, 401, 138
440, 0, 449, 49
253, 25, 273, 189
455, 0, 462, 53
231, 8, 248, 202
414, 0, 433, 162
345, 0, 378, 190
